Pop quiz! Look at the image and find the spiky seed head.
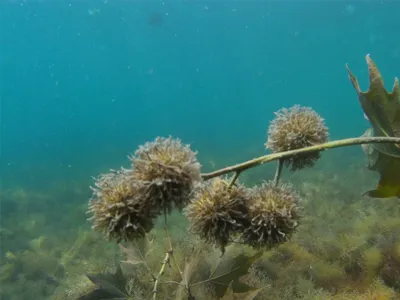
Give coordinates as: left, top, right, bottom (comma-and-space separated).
87, 169, 156, 242
266, 105, 329, 171
242, 181, 301, 249
130, 136, 202, 213
184, 177, 250, 252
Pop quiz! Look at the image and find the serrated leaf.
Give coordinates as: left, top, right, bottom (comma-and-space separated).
205, 245, 263, 298
221, 281, 264, 300
119, 236, 154, 266
346, 54, 400, 198
175, 245, 207, 300
79, 265, 129, 299
78, 288, 126, 300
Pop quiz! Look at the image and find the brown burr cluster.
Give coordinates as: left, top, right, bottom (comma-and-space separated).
266, 105, 329, 171
87, 136, 201, 242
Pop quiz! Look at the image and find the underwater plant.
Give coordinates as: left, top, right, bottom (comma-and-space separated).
347, 56, 400, 198
81, 55, 400, 300
184, 176, 251, 253
266, 105, 329, 173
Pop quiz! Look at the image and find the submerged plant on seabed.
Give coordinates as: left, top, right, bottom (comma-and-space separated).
80, 55, 400, 300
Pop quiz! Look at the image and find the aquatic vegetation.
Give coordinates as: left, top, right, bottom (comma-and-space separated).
130, 136, 202, 213
0, 178, 117, 300
77, 265, 132, 299
88, 169, 158, 242
266, 105, 329, 171
347, 54, 400, 198
184, 177, 250, 252
88, 136, 202, 243
0, 235, 66, 299
75, 55, 400, 299
2, 55, 399, 299
242, 181, 301, 249
37, 161, 400, 299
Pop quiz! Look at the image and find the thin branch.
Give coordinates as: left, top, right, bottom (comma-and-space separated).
152, 210, 175, 300
191, 266, 242, 287
164, 227, 193, 298
163, 205, 169, 227
164, 227, 178, 275
154, 215, 194, 299
273, 158, 284, 186
152, 251, 171, 300
228, 171, 241, 188
159, 280, 186, 287
201, 136, 400, 180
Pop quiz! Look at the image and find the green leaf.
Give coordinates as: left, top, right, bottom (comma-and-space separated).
78, 288, 126, 300
175, 245, 207, 300
221, 281, 265, 300
119, 236, 154, 266
346, 54, 400, 198
78, 265, 130, 300
206, 245, 263, 298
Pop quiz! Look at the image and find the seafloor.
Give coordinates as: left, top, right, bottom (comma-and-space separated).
1, 149, 399, 300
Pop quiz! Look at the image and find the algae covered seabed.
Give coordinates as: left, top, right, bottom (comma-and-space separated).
1, 147, 399, 300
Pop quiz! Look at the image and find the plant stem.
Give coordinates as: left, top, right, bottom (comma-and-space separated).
228, 171, 241, 188
163, 227, 194, 299
273, 158, 284, 186
152, 251, 171, 300
201, 136, 400, 180
154, 217, 194, 299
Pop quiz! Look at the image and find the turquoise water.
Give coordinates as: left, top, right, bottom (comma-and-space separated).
0, 1, 399, 299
